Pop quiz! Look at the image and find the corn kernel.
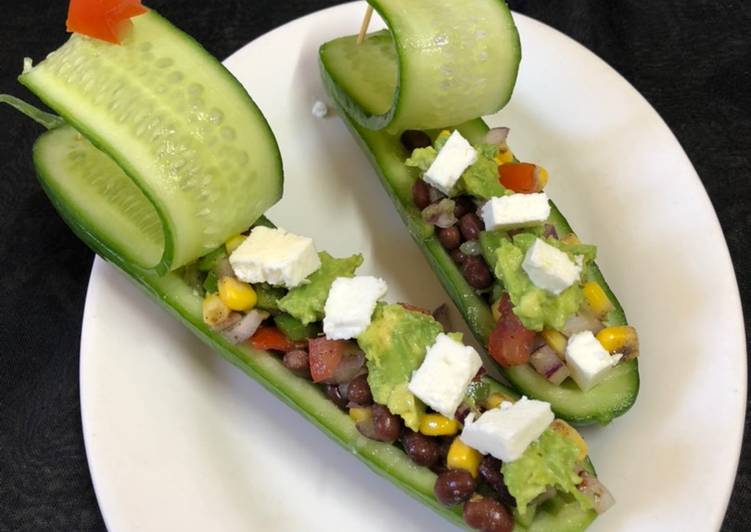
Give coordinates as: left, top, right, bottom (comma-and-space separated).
349, 406, 372, 424
596, 326, 639, 359
419, 414, 460, 436
582, 281, 614, 318
491, 298, 503, 322
218, 277, 257, 311
202, 293, 230, 328
534, 166, 549, 189
224, 234, 247, 254
541, 329, 568, 359
447, 437, 482, 477
550, 419, 588, 461
494, 149, 514, 165
484, 392, 515, 410
560, 233, 581, 245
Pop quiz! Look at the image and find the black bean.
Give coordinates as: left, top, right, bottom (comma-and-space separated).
324, 384, 348, 409
401, 430, 441, 467
346, 374, 373, 406
282, 350, 310, 379
437, 225, 462, 250
461, 256, 493, 289
463, 498, 513, 532
434, 469, 476, 506
478, 456, 516, 508
450, 248, 468, 265
454, 196, 476, 219
371, 404, 402, 443
458, 213, 484, 241
401, 129, 432, 151
412, 179, 432, 210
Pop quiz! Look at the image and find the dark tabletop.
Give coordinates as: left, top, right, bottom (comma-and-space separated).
0, 1, 748, 530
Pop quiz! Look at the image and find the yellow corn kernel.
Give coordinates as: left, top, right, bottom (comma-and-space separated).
582, 281, 614, 318
218, 277, 257, 311
349, 406, 372, 424
560, 233, 581, 245
596, 326, 639, 359
550, 419, 588, 461
447, 437, 482, 477
534, 166, 549, 189
202, 293, 231, 328
541, 329, 568, 359
419, 414, 460, 436
494, 149, 514, 165
224, 234, 247, 254
484, 392, 515, 410
491, 298, 503, 322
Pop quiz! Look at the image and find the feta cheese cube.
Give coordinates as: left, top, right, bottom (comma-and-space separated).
522, 238, 582, 295
323, 276, 388, 340
311, 100, 328, 119
565, 331, 623, 391
228, 226, 321, 289
480, 192, 551, 231
423, 130, 477, 194
460, 397, 554, 462
408, 333, 482, 418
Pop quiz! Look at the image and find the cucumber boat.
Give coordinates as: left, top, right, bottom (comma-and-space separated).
319, 0, 639, 425
3, 1, 615, 530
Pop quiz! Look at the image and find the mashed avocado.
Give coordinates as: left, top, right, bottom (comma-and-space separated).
277, 252, 362, 324
494, 233, 596, 331
502, 429, 592, 518
405, 133, 506, 199
357, 304, 443, 430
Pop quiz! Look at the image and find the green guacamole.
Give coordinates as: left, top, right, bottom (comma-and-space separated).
277, 252, 363, 324
493, 233, 596, 331
357, 304, 443, 430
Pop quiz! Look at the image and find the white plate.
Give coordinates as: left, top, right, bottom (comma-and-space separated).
81, 3, 747, 531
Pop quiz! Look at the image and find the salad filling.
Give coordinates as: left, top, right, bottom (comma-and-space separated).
403, 128, 640, 391
189, 223, 614, 531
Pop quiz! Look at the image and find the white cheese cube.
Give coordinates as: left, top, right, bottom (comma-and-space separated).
408, 333, 482, 418
480, 192, 551, 231
565, 331, 623, 391
460, 397, 554, 462
323, 276, 388, 340
522, 238, 582, 295
423, 130, 477, 194
228, 226, 321, 289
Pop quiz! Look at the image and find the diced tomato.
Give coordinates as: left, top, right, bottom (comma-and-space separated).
308, 338, 350, 383
487, 295, 536, 367
66, 0, 148, 44
498, 162, 538, 193
249, 326, 302, 353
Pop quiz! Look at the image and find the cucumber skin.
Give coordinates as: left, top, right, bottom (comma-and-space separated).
322, 79, 638, 426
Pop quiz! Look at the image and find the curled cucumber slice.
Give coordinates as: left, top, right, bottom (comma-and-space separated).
19, 10, 282, 274
320, 0, 520, 132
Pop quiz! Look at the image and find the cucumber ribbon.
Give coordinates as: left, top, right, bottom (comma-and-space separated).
320, 0, 521, 132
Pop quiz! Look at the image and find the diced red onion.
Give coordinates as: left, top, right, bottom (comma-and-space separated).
459, 239, 482, 256
211, 311, 242, 332
530, 345, 570, 385
432, 303, 453, 332
484, 127, 510, 148
543, 224, 558, 239
355, 410, 379, 440
214, 256, 235, 279
427, 185, 446, 203
222, 309, 269, 344
322, 350, 366, 385
422, 198, 457, 228
578, 471, 616, 514
562, 313, 604, 336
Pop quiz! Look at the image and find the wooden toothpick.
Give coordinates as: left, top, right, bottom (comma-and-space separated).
357, 5, 374, 45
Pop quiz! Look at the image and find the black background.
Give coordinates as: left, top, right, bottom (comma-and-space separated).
0, 1, 748, 530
